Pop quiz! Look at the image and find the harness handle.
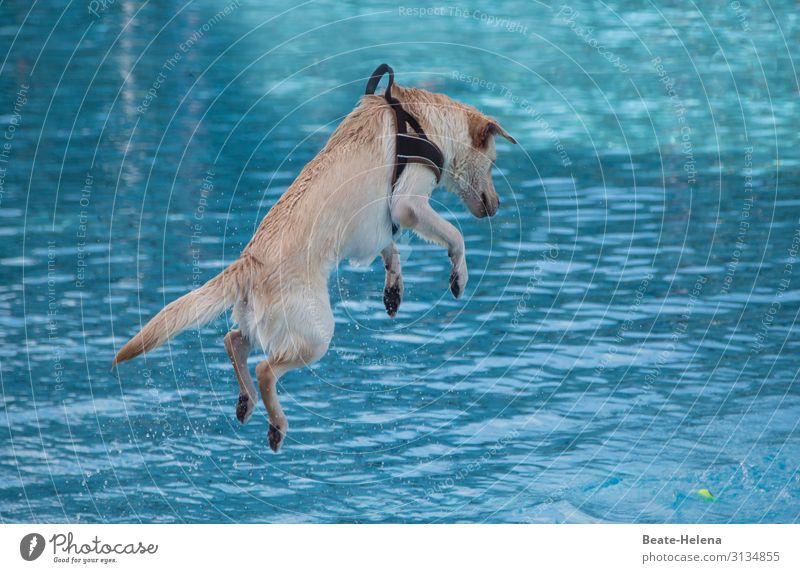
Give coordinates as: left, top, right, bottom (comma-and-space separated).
365, 63, 394, 99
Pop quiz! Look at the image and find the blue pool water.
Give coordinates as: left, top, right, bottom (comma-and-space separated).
1, 0, 798, 523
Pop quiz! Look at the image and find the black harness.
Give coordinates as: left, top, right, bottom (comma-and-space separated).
365, 64, 445, 234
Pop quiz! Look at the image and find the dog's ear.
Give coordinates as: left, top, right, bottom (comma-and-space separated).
469, 115, 517, 148
489, 121, 517, 145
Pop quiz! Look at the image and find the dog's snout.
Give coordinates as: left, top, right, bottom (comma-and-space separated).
482, 192, 498, 217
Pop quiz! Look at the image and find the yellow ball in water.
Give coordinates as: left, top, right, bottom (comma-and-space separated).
697, 488, 715, 501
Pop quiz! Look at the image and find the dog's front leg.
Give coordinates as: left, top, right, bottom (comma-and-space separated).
381, 242, 403, 317
392, 197, 467, 298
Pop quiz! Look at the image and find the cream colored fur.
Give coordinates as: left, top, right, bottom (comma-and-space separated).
112, 81, 515, 451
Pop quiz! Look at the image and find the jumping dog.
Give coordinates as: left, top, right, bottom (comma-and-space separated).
112, 65, 516, 451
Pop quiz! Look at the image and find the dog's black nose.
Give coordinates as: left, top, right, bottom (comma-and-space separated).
482, 193, 497, 217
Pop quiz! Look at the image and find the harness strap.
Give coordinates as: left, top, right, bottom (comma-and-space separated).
365, 64, 444, 190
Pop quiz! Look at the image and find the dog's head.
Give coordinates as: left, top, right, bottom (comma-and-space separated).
443, 112, 516, 218
390, 85, 516, 218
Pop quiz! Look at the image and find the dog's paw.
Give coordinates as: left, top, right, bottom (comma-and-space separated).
236, 393, 255, 424
449, 259, 468, 299
267, 420, 287, 453
383, 278, 403, 317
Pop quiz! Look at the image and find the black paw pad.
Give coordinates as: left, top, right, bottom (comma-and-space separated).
268, 423, 285, 453
236, 394, 250, 423
384, 284, 401, 317
450, 270, 462, 299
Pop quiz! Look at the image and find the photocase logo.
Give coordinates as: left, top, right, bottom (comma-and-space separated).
20, 533, 45, 561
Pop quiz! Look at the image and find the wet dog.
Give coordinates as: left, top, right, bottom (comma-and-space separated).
112, 65, 515, 451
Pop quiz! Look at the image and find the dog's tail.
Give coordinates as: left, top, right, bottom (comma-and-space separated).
112, 258, 249, 367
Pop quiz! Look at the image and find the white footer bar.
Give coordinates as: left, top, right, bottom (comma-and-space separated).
2, 524, 798, 572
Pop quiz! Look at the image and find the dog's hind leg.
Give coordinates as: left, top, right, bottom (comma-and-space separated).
255, 343, 328, 452
381, 242, 403, 317
224, 329, 257, 424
